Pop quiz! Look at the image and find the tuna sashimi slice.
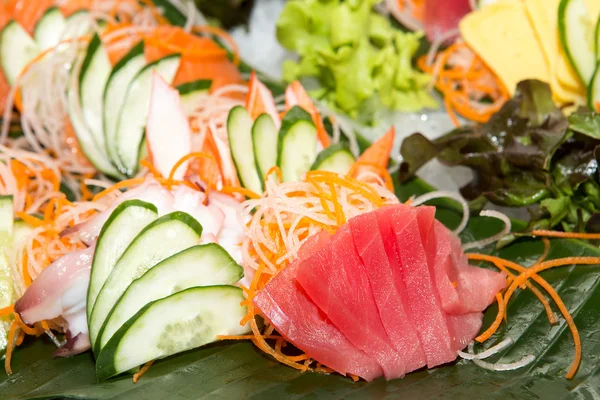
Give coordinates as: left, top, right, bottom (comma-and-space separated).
296, 225, 406, 380
253, 235, 382, 381
349, 212, 426, 373
447, 312, 483, 352
380, 205, 457, 368
448, 233, 506, 313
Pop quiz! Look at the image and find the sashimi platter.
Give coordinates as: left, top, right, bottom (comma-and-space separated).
0, 0, 599, 398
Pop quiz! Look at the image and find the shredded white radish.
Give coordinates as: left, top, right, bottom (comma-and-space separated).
384, 0, 423, 32
466, 342, 535, 372
457, 338, 513, 360
241, 174, 398, 274
411, 190, 470, 235
462, 210, 511, 250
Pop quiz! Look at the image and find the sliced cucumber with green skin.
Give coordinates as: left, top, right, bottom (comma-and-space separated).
0, 196, 13, 353
115, 54, 181, 177
34, 7, 66, 50
277, 106, 318, 182
103, 41, 146, 165
13, 218, 34, 247
228, 106, 263, 193
89, 211, 202, 354
97, 244, 243, 351
177, 79, 212, 114
595, 17, 600, 59
96, 285, 248, 381
67, 75, 122, 179
80, 34, 111, 153
86, 200, 158, 323
310, 143, 355, 174
559, 0, 596, 85
589, 62, 600, 110
64, 10, 92, 39
0, 20, 39, 86
252, 113, 278, 180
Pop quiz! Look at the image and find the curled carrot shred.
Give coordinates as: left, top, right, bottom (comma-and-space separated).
475, 293, 505, 343
133, 360, 155, 383
532, 230, 600, 240
4, 320, 18, 375
221, 185, 261, 200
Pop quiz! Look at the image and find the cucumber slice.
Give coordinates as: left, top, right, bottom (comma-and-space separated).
103, 41, 146, 165
311, 143, 355, 174
80, 34, 111, 153
589, 62, 600, 110
0, 21, 39, 86
277, 106, 318, 182
97, 244, 243, 350
87, 200, 158, 323
595, 16, 600, 59
0, 196, 13, 353
34, 7, 66, 50
176, 79, 212, 115
96, 285, 248, 381
559, 0, 596, 84
227, 106, 263, 193
64, 10, 92, 39
115, 54, 181, 177
67, 74, 122, 179
13, 218, 34, 246
252, 113, 278, 180
89, 211, 202, 353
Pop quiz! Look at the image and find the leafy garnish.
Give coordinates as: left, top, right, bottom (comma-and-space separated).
400, 79, 600, 233
276, 0, 436, 123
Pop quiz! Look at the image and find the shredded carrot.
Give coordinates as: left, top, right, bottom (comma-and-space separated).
0, 305, 13, 316
14, 313, 39, 336
265, 166, 283, 184
167, 152, 218, 185
532, 230, 600, 240
140, 159, 163, 179
221, 185, 261, 200
476, 293, 505, 343
4, 321, 17, 374
92, 178, 145, 201
15, 329, 25, 346
22, 252, 31, 287
419, 42, 509, 125
217, 334, 281, 340
192, 25, 240, 66
133, 360, 154, 383
469, 254, 558, 326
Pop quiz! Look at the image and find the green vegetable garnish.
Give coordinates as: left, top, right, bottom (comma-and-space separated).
277, 0, 436, 123
399, 79, 600, 236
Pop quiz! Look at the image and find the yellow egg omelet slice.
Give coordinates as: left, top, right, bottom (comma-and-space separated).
524, 0, 586, 103
460, 1, 550, 95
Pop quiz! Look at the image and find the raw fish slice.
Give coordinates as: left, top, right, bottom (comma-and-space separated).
349, 212, 426, 373
423, 0, 472, 43
447, 228, 506, 313
254, 235, 382, 381
446, 312, 483, 352
384, 206, 457, 368
296, 226, 406, 379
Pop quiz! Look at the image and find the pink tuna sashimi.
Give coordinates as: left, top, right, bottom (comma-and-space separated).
448, 233, 506, 313
379, 205, 457, 368
349, 212, 426, 373
253, 233, 383, 381
423, 0, 471, 43
447, 312, 483, 352
296, 225, 406, 380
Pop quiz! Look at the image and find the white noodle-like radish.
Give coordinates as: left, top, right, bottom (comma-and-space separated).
425, 28, 460, 67
462, 210, 511, 250
466, 342, 535, 371
457, 339, 513, 360
411, 190, 470, 234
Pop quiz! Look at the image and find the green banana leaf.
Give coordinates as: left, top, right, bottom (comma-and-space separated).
1, 176, 599, 399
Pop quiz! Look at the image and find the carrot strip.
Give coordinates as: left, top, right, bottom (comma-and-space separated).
475, 293, 505, 343
15, 212, 43, 227
92, 178, 145, 201
140, 159, 163, 178
265, 166, 283, 184
133, 360, 154, 383
167, 152, 217, 183
221, 185, 261, 200
532, 230, 600, 240
192, 25, 240, 66
4, 321, 17, 374
0, 305, 13, 316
